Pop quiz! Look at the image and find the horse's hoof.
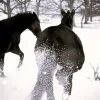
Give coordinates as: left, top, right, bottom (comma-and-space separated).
62, 92, 69, 100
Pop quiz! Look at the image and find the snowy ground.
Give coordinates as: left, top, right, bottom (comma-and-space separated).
0, 14, 100, 100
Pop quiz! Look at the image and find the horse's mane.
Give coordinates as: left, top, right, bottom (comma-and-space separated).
1, 11, 39, 24
15, 11, 33, 18
0, 11, 39, 29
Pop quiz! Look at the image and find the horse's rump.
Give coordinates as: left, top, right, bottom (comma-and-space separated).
36, 25, 84, 72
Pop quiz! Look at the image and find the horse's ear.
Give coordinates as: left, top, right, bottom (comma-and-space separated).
71, 9, 75, 17
61, 9, 66, 16
33, 12, 36, 15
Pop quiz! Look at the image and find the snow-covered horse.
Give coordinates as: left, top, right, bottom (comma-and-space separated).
0, 11, 41, 77
31, 9, 85, 100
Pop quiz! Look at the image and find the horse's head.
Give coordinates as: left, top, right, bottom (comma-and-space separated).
28, 12, 41, 37
61, 9, 75, 29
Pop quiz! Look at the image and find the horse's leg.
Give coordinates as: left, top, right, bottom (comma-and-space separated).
11, 45, 24, 69
0, 54, 5, 77
30, 77, 44, 100
46, 79, 55, 100
55, 67, 73, 100
62, 73, 73, 100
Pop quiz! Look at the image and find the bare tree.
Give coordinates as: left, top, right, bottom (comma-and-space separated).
0, 0, 12, 17
0, 0, 31, 18
65, 0, 75, 10
89, 0, 93, 22
81, 0, 100, 27
15, 0, 31, 12
49, 0, 64, 18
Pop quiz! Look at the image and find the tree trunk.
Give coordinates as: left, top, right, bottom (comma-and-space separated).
36, 0, 41, 17
24, 0, 27, 12
84, 9, 88, 24
7, 0, 11, 17
81, 15, 85, 28
60, 1, 62, 19
20, 0, 23, 12
36, 3, 39, 17
69, 0, 73, 11
69, 0, 76, 27
90, 0, 93, 22
84, 0, 89, 24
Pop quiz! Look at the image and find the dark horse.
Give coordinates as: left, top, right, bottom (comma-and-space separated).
0, 11, 41, 77
31, 9, 85, 100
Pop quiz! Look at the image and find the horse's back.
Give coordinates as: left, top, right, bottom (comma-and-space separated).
37, 25, 83, 48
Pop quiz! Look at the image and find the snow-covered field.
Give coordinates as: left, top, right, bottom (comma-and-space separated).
0, 14, 100, 100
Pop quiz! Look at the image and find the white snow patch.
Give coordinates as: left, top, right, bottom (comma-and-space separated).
0, 14, 100, 100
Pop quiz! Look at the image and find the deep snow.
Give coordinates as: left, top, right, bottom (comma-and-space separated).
0, 13, 100, 100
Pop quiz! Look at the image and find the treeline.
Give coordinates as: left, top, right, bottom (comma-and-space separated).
0, 0, 100, 24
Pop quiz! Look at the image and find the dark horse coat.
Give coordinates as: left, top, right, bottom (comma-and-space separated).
32, 9, 85, 100
0, 12, 41, 77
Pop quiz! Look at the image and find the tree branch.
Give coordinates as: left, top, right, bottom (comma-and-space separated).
0, 0, 7, 5
75, 2, 84, 10
0, 7, 8, 14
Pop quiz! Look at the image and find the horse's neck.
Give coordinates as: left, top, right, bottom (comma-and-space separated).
12, 17, 30, 33
59, 24, 73, 30
13, 23, 28, 34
